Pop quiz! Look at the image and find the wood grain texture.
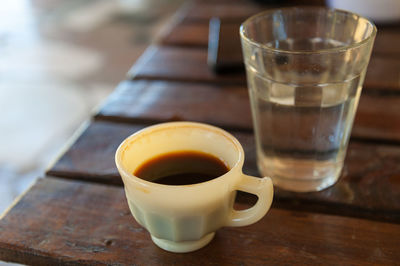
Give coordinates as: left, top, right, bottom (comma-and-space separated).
180, 2, 262, 23
46, 121, 256, 182
47, 122, 146, 185
353, 92, 400, 142
129, 46, 400, 92
159, 19, 400, 59
96, 80, 400, 142
47, 121, 400, 223
180, 1, 324, 23
158, 22, 209, 47
1, 178, 399, 265
128, 46, 246, 84
364, 56, 400, 91
373, 28, 400, 57
95, 80, 252, 130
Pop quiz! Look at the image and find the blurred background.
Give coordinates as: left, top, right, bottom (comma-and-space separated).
0, 0, 183, 215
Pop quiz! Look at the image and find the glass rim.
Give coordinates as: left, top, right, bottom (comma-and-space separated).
240, 6, 377, 55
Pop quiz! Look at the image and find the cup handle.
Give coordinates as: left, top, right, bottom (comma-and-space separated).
226, 174, 274, 227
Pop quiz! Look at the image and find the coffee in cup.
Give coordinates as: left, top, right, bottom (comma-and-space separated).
115, 122, 273, 253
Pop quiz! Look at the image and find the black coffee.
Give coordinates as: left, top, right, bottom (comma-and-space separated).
133, 151, 229, 185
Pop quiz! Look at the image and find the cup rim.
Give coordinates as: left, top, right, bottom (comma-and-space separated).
240, 6, 377, 55
115, 121, 245, 189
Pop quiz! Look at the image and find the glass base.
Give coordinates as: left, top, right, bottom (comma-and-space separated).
151, 232, 215, 253
258, 156, 343, 192
270, 174, 339, 192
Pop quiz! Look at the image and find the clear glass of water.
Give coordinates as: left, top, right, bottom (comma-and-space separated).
240, 7, 376, 192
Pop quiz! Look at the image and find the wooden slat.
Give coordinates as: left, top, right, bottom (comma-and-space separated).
95, 80, 252, 130
373, 28, 400, 57
1, 178, 399, 265
180, 2, 262, 23
179, 1, 325, 23
158, 22, 209, 47
46, 121, 257, 182
364, 56, 400, 91
353, 92, 400, 142
96, 80, 400, 142
158, 20, 400, 59
129, 46, 400, 92
128, 46, 246, 84
47, 122, 146, 185
47, 120, 400, 223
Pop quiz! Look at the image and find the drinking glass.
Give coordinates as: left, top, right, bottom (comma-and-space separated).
240, 7, 376, 192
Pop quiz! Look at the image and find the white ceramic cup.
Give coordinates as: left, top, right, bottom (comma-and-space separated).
115, 122, 273, 253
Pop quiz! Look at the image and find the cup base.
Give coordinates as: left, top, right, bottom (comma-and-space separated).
151, 232, 215, 253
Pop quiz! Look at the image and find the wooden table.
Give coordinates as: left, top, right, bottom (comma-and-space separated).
1, 1, 400, 265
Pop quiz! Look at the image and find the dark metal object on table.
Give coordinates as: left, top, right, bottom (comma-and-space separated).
207, 18, 244, 73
